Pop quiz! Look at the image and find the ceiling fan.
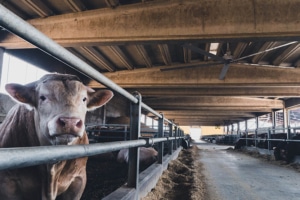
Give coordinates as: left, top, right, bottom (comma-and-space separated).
161, 41, 297, 80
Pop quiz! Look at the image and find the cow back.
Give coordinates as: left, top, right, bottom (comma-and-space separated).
0, 104, 39, 147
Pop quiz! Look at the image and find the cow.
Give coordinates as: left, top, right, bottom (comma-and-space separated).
117, 147, 158, 166
181, 134, 192, 149
0, 73, 113, 200
234, 134, 255, 149
273, 134, 300, 163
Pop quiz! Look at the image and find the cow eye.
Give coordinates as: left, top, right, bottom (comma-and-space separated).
83, 97, 87, 102
40, 96, 46, 101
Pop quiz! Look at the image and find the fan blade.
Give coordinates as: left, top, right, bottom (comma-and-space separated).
182, 44, 226, 62
233, 41, 298, 62
160, 62, 224, 71
219, 63, 230, 80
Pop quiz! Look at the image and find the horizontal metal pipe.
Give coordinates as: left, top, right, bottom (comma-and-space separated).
141, 103, 162, 119
239, 138, 300, 142
152, 138, 171, 143
0, 137, 182, 171
0, 140, 148, 171
0, 5, 173, 122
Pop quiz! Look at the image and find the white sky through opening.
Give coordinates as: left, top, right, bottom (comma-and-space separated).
0, 53, 48, 94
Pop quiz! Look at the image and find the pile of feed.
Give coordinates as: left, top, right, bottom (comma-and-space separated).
142, 146, 208, 200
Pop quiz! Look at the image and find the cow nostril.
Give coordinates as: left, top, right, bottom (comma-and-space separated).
58, 118, 66, 127
57, 117, 83, 131
76, 120, 83, 128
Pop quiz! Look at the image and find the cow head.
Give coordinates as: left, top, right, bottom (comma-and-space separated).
5, 73, 113, 145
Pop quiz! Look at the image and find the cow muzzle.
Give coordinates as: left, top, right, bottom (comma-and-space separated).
48, 117, 85, 144
57, 117, 83, 134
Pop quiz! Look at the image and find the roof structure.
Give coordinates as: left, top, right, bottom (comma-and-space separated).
1, 0, 300, 126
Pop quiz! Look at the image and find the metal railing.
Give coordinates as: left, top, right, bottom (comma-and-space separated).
236, 126, 300, 150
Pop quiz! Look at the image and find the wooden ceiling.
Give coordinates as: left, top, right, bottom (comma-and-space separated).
1, 0, 300, 126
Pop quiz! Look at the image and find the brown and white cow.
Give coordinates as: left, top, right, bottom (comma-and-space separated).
0, 73, 113, 200
117, 147, 158, 166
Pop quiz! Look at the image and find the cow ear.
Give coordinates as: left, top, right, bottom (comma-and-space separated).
87, 89, 114, 111
5, 83, 35, 106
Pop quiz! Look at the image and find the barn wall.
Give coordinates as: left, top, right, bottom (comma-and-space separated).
201, 126, 224, 136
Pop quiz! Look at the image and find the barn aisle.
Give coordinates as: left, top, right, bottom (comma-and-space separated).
196, 142, 300, 200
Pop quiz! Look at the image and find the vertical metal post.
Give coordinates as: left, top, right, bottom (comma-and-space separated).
168, 123, 173, 155
178, 129, 181, 148
127, 92, 141, 198
0, 48, 4, 85
272, 110, 276, 128
255, 117, 258, 147
283, 108, 289, 129
173, 126, 178, 150
287, 125, 291, 140
267, 128, 271, 150
101, 105, 107, 125
158, 114, 164, 164
245, 120, 248, 147
180, 129, 183, 147
255, 129, 258, 147
124, 125, 128, 141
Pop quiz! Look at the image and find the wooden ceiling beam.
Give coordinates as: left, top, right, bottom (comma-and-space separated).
155, 110, 256, 118
88, 64, 300, 88
203, 43, 211, 61
20, 0, 52, 17
105, 0, 119, 8
252, 42, 284, 64
148, 106, 274, 112
64, 0, 86, 12
158, 44, 172, 65
183, 46, 191, 63
2, 0, 300, 48
0, 1, 29, 19
126, 87, 300, 97
233, 42, 248, 59
80, 46, 116, 72
172, 119, 242, 126
143, 97, 284, 108
107, 46, 133, 70
135, 45, 152, 68
273, 43, 300, 66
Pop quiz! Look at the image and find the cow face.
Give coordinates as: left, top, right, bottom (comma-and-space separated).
5, 73, 113, 145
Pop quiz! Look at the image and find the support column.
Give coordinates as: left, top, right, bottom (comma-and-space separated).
158, 114, 164, 164
237, 122, 240, 136
271, 110, 276, 128
101, 105, 107, 125
168, 123, 173, 155
283, 108, 289, 129
245, 119, 248, 147
0, 48, 5, 88
173, 126, 178, 150
127, 92, 141, 200
255, 117, 259, 147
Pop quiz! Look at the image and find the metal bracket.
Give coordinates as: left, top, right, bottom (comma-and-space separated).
139, 137, 154, 147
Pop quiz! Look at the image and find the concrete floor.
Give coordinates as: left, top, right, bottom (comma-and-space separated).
195, 141, 300, 200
